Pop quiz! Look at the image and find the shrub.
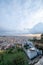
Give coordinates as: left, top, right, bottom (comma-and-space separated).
13, 52, 28, 65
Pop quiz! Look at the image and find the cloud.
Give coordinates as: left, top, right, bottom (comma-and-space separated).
0, 0, 43, 31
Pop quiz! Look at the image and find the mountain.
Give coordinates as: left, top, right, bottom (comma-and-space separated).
30, 22, 43, 34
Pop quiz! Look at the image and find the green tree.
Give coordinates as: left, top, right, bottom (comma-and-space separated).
0, 53, 4, 65
13, 52, 28, 65
41, 34, 43, 39
41, 34, 43, 43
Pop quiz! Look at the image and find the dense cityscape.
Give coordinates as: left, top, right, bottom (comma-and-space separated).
0, 34, 43, 65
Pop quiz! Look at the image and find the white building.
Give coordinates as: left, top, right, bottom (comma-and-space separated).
24, 41, 41, 59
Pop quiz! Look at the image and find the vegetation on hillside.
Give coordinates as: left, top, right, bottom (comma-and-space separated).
0, 47, 29, 65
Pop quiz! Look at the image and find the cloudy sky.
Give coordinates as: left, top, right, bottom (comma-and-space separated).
0, 0, 43, 32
